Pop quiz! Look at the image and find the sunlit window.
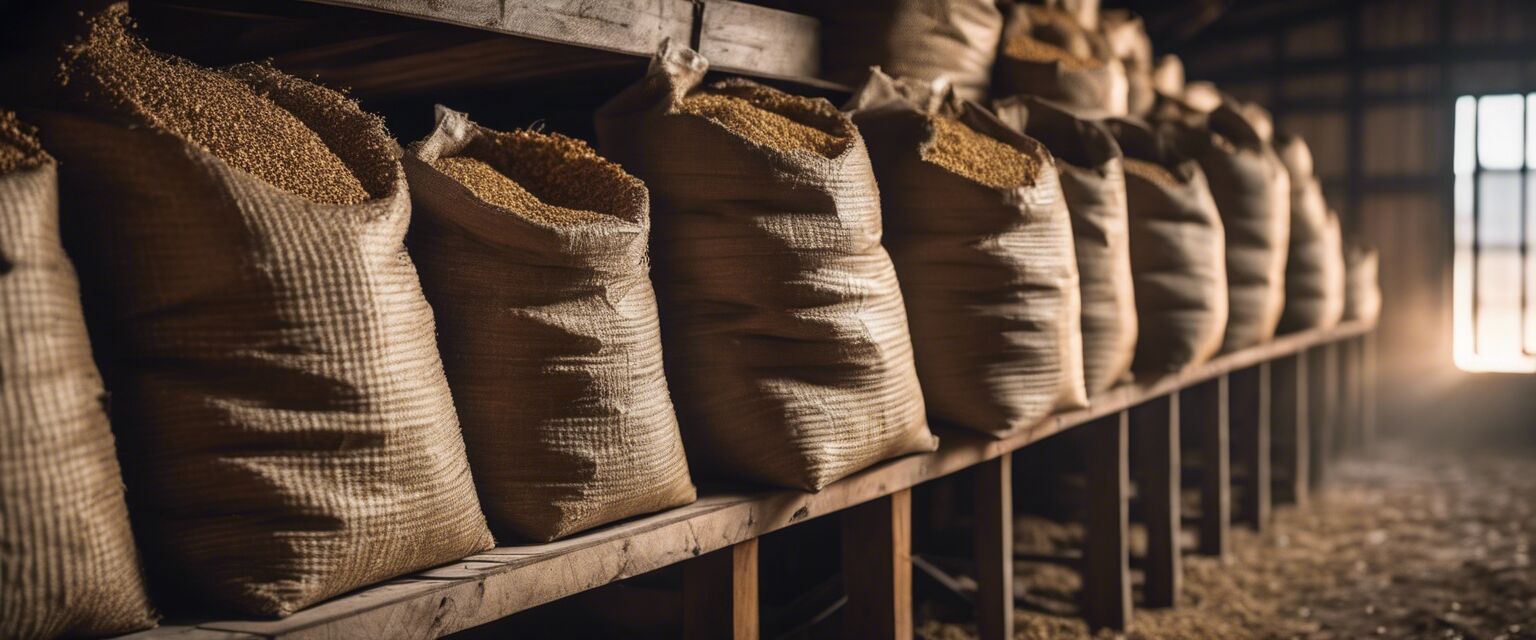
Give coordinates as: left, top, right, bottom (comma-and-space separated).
1453, 93, 1536, 373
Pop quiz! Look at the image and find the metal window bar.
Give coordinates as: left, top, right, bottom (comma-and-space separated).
1523, 94, 1532, 356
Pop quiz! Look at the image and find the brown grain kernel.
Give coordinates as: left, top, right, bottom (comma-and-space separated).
434, 128, 644, 226
677, 81, 850, 158
1123, 157, 1181, 188
1003, 35, 1105, 72
922, 116, 1038, 190
59, 6, 369, 205
0, 111, 47, 174
434, 156, 603, 226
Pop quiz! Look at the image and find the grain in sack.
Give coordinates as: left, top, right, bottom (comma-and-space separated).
847, 71, 1086, 434
1105, 118, 1228, 374
994, 3, 1129, 115
405, 107, 696, 542
820, 0, 1002, 101
995, 96, 1137, 395
596, 43, 936, 491
1168, 101, 1291, 352
38, 9, 493, 617
0, 110, 157, 639
1276, 135, 1345, 333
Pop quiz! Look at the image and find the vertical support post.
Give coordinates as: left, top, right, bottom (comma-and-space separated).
1082, 412, 1131, 631
842, 489, 912, 640
1309, 344, 1340, 487
973, 456, 1013, 640
1184, 376, 1229, 558
1362, 331, 1379, 452
1340, 338, 1363, 453
1270, 354, 1309, 508
684, 539, 759, 640
1133, 394, 1181, 608
1231, 364, 1271, 532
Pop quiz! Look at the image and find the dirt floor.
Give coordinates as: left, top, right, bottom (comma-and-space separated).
919, 440, 1536, 640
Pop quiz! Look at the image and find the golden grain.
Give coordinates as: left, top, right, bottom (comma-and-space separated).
923, 116, 1038, 190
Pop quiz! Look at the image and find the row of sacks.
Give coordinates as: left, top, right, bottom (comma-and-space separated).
0, 14, 1379, 640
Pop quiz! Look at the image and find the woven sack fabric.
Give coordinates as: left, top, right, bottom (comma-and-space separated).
1100, 9, 1154, 117
1172, 103, 1291, 352
820, 0, 1002, 101
994, 4, 1128, 116
996, 96, 1137, 395
1344, 243, 1382, 324
1279, 175, 1346, 333
847, 71, 1087, 434
1106, 118, 1228, 375
38, 64, 493, 617
0, 119, 157, 639
405, 107, 696, 542
596, 43, 937, 491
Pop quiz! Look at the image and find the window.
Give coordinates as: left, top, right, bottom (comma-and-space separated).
1454, 93, 1536, 373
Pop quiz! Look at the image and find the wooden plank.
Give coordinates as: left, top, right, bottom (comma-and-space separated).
1133, 395, 1180, 608
1081, 413, 1131, 631
841, 490, 913, 640
1308, 345, 1339, 487
1231, 364, 1271, 532
1184, 376, 1229, 557
699, 1, 820, 80
972, 456, 1013, 640
1270, 354, 1309, 508
684, 539, 759, 640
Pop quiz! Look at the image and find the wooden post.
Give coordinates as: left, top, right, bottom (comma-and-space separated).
1362, 332, 1379, 452
1309, 345, 1339, 487
973, 456, 1013, 640
1270, 354, 1309, 508
1183, 376, 1229, 557
842, 489, 912, 640
684, 539, 759, 640
1231, 364, 1271, 532
1081, 412, 1131, 631
1339, 338, 1363, 453
1132, 394, 1180, 608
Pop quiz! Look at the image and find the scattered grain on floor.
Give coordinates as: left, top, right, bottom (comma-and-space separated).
923, 116, 1038, 190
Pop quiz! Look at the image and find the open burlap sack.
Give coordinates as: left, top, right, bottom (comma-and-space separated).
1344, 242, 1382, 324
0, 112, 157, 639
41, 17, 493, 617
1106, 118, 1229, 375
820, 0, 1002, 101
996, 96, 1137, 395
1100, 9, 1154, 117
847, 71, 1086, 434
995, 3, 1128, 116
405, 107, 695, 542
1171, 102, 1291, 352
1277, 134, 1345, 333
596, 43, 937, 491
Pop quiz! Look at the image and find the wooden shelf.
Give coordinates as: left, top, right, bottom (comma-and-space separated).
121, 320, 1373, 639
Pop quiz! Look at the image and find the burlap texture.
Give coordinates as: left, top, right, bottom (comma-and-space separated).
996, 96, 1137, 395
820, 0, 1002, 101
1, 134, 157, 639
1278, 172, 1346, 333
847, 72, 1086, 434
405, 107, 696, 542
1107, 118, 1229, 375
1100, 9, 1154, 117
1172, 103, 1291, 352
994, 4, 1129, 116
38, 64, 493, 617
596, 43, 937, 491
1344, 243, 1382, 324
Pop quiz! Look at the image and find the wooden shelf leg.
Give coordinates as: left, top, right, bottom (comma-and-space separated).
1308, 345, 1339, 487
684, 539, 759, 640
1271, 353, 1309, 508
1185, 376, 1229, 558
1231, 364, 1271, 532
841, 489, 912, 640
1362, 332, 1379, 452
973, 456, 1013, 640
1081, 412, 1131, 631
1340, 338, 1363, 453
1133, 394, 1181, 608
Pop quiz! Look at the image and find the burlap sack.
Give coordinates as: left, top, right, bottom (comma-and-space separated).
1100, 9, 1154, 117
1, 114, 157, 638
39, 63, 493, 617
1277, 134, 1345, 333
1106, 118, 1229, 374
994, 3, 1129, 116
820, 0, 1002, 101
596, 43, 937, 491
1344, 242, 1382, 324
846, 71, 1087, 434
996, 96, 1137, 395
404, 107, 696, 542
1171, 102, 1291, 352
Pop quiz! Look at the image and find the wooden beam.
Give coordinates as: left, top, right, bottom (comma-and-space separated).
1081, 413, 1131, 631
1231, 364, 1271, 532
841, 490, 913, 640
684, 539, 759, 640
1270, 354, 1309, 508
1184, 376, 1229, 557
1308, 345, 1340, 487
1133, 395, 1181, 608
973, 456, 1013, 640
